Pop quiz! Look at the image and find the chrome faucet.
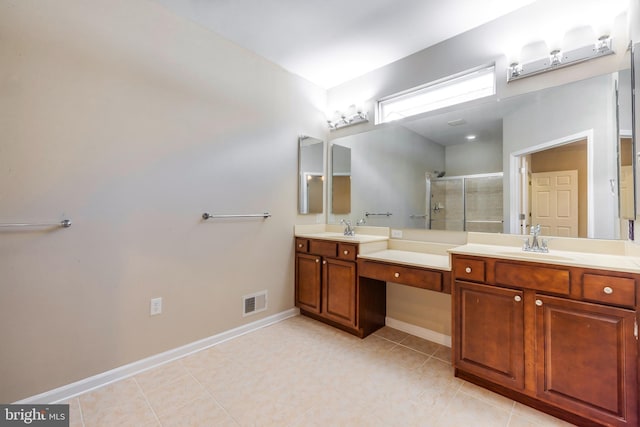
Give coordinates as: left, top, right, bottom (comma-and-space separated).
340, 219, 355, 236
523, 224, 548, 253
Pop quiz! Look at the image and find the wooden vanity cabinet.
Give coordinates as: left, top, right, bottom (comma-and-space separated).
322, 257, 357, 327
295, 252, 322, 314
535, 295, 637, 425
454, 280, 525, 391
452, 255, 639, 427
295, 238, 385, 337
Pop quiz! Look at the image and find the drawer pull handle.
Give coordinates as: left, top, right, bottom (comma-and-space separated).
535, 299, 543, 307
394, 272, 400, 278
465, 267, 472, 273
603, 286, 614, 295
514, 295, 522, 302
343, 250, 349, 255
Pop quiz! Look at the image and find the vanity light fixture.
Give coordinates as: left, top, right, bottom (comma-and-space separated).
327, 105, 369, 131
507, 35, 614, 82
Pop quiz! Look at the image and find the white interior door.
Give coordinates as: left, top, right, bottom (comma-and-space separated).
531, 170, 578, 237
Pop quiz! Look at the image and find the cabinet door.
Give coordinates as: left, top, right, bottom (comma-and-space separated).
322, 258, 357, 328
454, 281, 525, 390
295, 253, 322, 314
535, 295, 638, 426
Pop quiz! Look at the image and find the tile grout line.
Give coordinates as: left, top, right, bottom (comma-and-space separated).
133, 377, 162, 426
456, 382, 516, 420
76, 398, 86, 427
432, 378, 462, 425
506, 401, 516, 427
373, 332, 442, 358
185, 368, 241, 426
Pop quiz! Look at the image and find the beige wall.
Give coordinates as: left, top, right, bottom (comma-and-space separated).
387, 285, 452, 337
0, 0, 326, 402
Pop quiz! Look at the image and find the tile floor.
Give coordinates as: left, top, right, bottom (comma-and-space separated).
65, 315, 574, 426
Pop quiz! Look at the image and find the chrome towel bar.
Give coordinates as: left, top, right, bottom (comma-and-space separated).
365, 212, 392, 217
202, 212, 271, 220
0, 219, 72, 228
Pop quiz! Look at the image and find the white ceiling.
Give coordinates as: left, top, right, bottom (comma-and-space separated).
152, 0, 537, 89
152, 0, 629, 146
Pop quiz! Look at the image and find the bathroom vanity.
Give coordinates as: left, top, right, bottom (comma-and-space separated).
451, 248, 638, 427
294, 226, 452, 337
293, 226, 640, 427
295, 235, 386, 337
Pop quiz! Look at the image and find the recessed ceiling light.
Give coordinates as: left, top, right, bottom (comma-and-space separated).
465, 135, 477, 140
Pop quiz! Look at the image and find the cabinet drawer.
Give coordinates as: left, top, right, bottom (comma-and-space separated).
295, 238, 309, 253
308, 239, 337, 257
454, 258, 485, 283
495, 262, 569, 295
582, 274, 636, 308
337, 243, 357, 261
359, 260, 442, 291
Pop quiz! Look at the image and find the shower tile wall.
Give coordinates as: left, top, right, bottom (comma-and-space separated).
430, 180, 464, 231
465, 176, 503, 233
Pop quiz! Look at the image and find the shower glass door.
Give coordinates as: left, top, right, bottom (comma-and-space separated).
429, 178, 464, 230
428, 173, 503, 232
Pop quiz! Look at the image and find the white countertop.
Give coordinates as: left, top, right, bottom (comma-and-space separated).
295, 231, 389, 244
449, 243, 640, 274
358, 249, 450, 271
294, 227, 640, 275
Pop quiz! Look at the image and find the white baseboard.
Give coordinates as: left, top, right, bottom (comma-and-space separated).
385, 317, 451, 348
16, 308, 300, 404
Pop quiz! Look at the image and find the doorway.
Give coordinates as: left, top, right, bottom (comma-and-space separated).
510, 131, 593, 238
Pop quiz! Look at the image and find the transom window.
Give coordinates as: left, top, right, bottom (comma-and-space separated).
377, 66, 496, 123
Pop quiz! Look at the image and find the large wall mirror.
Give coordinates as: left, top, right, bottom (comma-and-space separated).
298, 136, 325, 214
331, 144, 351, 214
329, 63, 634, 240
634, 42, 640, 228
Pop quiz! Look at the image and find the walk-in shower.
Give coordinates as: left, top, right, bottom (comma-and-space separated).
427, 172, 503, 232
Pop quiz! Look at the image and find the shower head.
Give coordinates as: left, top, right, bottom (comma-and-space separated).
434, 171, 446, 178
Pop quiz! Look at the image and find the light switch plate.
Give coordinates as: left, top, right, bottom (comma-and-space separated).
391, 229, 403, 238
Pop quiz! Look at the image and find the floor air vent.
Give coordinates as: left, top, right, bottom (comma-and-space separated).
243, 291, 267, 316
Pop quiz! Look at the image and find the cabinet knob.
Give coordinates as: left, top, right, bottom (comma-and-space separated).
514, 295, 522, 302
322, 260, 326, 265
394, 272, 400, 278
465, 267, 472, 273
603, 286, 614, 295
315, 259, 319, 263
298, 243, 303, 248
535, 299, 543, 307
343, 250, 349, 255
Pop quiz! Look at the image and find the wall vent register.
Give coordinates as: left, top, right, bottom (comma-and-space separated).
243, 291, 267, 316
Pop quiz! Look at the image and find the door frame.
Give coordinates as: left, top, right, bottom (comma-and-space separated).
509, 129, 594, 238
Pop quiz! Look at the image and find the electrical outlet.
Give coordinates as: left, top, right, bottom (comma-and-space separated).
391, 229, 403, 238
150, 297, 162, 316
